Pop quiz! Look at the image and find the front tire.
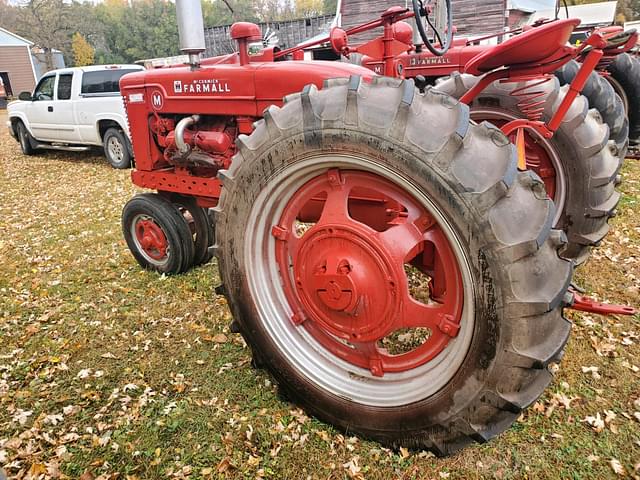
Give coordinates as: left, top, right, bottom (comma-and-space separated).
17, 122, 36, 155
104, 128, 132, 169
169, 194, 214, 267
122, 193, 194, 274
214, 78, 573, 454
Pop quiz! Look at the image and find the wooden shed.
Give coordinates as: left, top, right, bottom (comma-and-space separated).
0, 27, 36, 98
340, 0, 508, 41
0, 27, 65, 100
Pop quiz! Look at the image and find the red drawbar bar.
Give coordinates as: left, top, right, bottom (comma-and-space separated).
569, 291, 638, 316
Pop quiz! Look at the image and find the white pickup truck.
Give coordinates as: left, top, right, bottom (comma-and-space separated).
7, 64, 143, 169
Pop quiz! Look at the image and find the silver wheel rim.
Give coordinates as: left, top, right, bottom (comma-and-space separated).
107, 136, 124, 163
130, 213, 171, 268
243, 154, 475, 407
471, 108, 567, 226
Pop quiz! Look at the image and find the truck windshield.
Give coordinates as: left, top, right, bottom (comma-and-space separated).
81, 69, 140, 95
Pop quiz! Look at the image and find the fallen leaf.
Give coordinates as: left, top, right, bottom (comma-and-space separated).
212, 334, 228, 343
28, 463, 47, 476
12, 409, 33, 425
342, 457, 363, 479
585, 413, 605, 433
216, 457, 235, 473
610, 458, 626, 476
581, 366, 601, 380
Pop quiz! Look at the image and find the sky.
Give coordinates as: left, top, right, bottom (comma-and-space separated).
507, 0, 562, 10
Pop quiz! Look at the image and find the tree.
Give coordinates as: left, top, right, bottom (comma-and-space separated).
201, 0, 259, 25
565, 0, 639, 22
295, 0, 323, 18
72, 32, 94, 66
13, 0, 74, 70
95, 0, 180, 63
323, 0, 337, 16
0, 0, 20, 32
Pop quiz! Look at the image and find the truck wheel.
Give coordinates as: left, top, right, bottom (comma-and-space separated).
435, 73, 620, 265
169, 194, 214, 267
555, 60, 629, 161
17, 122, 36, 156
607, 53, 640, 145
104, 128, 132, 169
122, 193, 194, 274
214, 77, 573, 455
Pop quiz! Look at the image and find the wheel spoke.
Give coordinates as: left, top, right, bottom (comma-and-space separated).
351, 340, 386, 377
401, 296, 454, 332
318, 186, 350, 224
378, 215, 434, 262
271, 224, 302, 262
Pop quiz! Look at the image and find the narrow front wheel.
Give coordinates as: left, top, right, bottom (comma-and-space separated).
122, 193, 194, 274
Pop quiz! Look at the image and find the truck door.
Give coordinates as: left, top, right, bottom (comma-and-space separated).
53, 72, 77, 142
26, 74, 57, 141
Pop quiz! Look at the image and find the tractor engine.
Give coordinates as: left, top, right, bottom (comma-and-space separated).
151, 115, 235, 170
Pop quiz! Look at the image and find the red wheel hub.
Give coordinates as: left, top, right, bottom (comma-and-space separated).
273, 169, 464, 377
294, 224, 400, 342
135, 218, 168, 261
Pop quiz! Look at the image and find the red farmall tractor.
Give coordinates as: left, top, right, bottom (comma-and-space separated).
338, 5, 638, 264
556, 24, 640, 158
119, 0, 636, 455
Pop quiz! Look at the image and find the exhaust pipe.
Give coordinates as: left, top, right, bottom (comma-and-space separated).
175, 115, 200, 154
176, 0, 206, 68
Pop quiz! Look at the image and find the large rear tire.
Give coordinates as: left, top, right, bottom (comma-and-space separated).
607, 53, 640, 146
435, 73, 620, 265
214, 77, 573, 455
555, 59, 629, 161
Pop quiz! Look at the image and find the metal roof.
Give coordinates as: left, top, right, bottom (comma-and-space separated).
508, 0, 556, 13
0, 27, 33, 46
528, 1, 618, 27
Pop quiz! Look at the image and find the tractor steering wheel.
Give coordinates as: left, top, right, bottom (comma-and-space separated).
412, 0, 453, 56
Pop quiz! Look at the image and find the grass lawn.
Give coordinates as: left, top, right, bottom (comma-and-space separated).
0, 118, 639, 479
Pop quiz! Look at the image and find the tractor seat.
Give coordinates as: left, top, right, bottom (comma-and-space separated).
464, 19, 581, 76
604, 29, 637, 51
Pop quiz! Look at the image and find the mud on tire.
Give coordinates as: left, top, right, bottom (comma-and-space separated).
435, 73, 620, 265
213, 77, 573, 455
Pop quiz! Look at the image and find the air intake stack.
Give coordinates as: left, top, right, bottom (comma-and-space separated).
176, 0, 206, 67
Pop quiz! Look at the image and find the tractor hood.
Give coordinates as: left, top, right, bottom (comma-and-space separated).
120, 60, 376, 117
